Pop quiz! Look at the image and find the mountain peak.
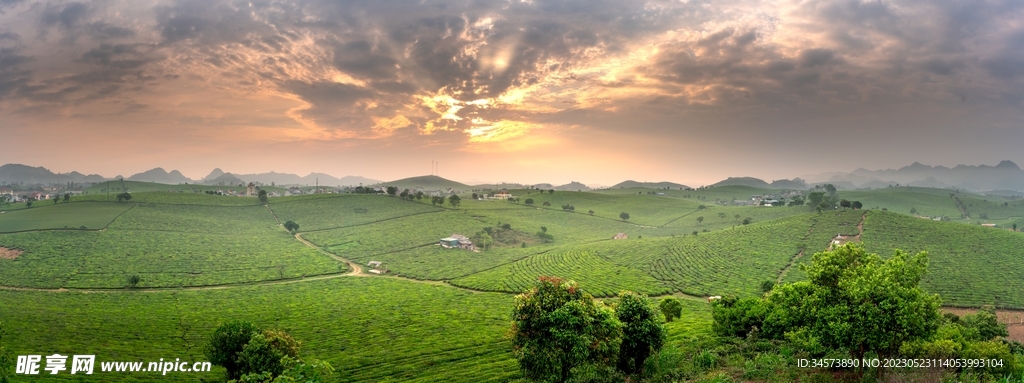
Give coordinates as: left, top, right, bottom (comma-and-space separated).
996, 160, 1020, 170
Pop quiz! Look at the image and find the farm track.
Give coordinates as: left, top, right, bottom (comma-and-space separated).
776, 212, 867, 283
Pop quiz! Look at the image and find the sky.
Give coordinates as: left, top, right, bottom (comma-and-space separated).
0, 0, 1022, 186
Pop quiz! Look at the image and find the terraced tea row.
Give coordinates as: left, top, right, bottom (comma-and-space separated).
271, 195, 444, 231
0, 277, 521, 382
861, 211, 1024, 309
450, 250, 672, 297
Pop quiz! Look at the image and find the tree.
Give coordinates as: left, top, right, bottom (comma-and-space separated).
734, 214, 741, 221
284, 221, 299, 234
127, 274, 141, 288
25, 200, 32, 208
472, 231, 494, 250
448, 194, 461, 208
63, 193, 70, 202
616, 292, 666, 376
1014, 223, 1018, 231
619, 212, 630, 221
696, 216, 704, 225
237, 329, 301, 378
258, 190, 268, 204
698, 205, 706, 210
386, 186, 397, 196
588, 210, 594, 215
852, 201, 863, 209
910, 207, 918, 215
399, 190, 409, 198
764, 244, 942, 368
658, 298, 683, 322
541, 226, 547, 233
524, 198, 534, 205
548, 189, 554, 194
472, 193, 478, 200
718, 212, 726, 219
510, 277, 622, 383
415, 191, 424, 200
807, 192, 826, 208
52, 195, 59, 204
206, 320, 262, 380
742, 217, 751, 225
840, 199, 851, 209
116, 192, 132, 202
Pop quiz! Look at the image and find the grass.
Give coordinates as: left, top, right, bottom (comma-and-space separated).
0, 201, 134, 232
450, 250, 674, 297
270, 194, 444, 231
861, 211, 1024, 309
0, 277, 520, 383
0, 202, 344, 289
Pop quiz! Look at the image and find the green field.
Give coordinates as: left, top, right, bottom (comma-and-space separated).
0, 277, 520, 382
3, 182, 1024, 382
0, 202, 135, 232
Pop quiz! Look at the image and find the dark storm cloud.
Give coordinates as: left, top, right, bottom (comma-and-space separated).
2, 0, 1022, 138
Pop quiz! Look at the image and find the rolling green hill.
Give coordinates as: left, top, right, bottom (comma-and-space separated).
375, 175, 472, 190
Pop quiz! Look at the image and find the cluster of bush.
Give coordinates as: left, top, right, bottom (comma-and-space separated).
204, 321, 332, 383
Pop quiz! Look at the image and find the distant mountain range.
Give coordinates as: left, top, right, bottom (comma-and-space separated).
711, 177, 808, 189
4, 160, 1023, 192
807, 160, 1024, 192
0, 164, 105, 184
0, 164, 379, 187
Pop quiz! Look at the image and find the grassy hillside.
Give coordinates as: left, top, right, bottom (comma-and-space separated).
0, 277, 520, 383
375, 175, 472, 190
0, 202, 134, 232
861, 211, 1024, 309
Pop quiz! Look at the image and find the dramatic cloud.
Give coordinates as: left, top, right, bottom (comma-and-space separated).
0, 0, 1021, 184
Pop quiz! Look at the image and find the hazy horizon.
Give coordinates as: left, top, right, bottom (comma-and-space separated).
2, 0, 1022, 186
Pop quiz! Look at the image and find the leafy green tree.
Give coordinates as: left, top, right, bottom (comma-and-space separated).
540, 226, 547, 233
386, 186, 397, 196
807, 192, 825, 208
284, 221, 299, 234
235, 356, 334, 383
963, 306, 1008, 341
658, 298, 682, 322
698, 205, 706, 210
510, 277, 622, 383
616, 292, 666, 376
448, 194, 461, 208
399, 190, 409, 198
116, 192, 132, 202
206, 320, 262, 380
237, 329, 301, 378
852, 201, 863, 209
472, 193, 478, 199
619, 212, 630, 221
63, 193, 70, 202
764, 244, 942, 364
524, 198, 534, 205
472, 231, 494, 250
415, 191, 424, 200
258, 190, 268, 204
127, 274, 141, 288
840, 199, 851, 209
742, 217, 751, 225
718, 212, 726, 219
542, 201, 551, 207
910, 207, 918, 215
548, 189, 554, 194
696, 216, 704, 225
1014, 223, 1018, 231
588, 210, 594, 215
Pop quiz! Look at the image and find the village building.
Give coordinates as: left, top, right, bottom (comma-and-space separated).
440, 234, 474, 250
246, 182, 256, 197
493, 190, 513, 200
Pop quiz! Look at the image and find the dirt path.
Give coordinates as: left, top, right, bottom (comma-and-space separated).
294, 233, 366, 276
